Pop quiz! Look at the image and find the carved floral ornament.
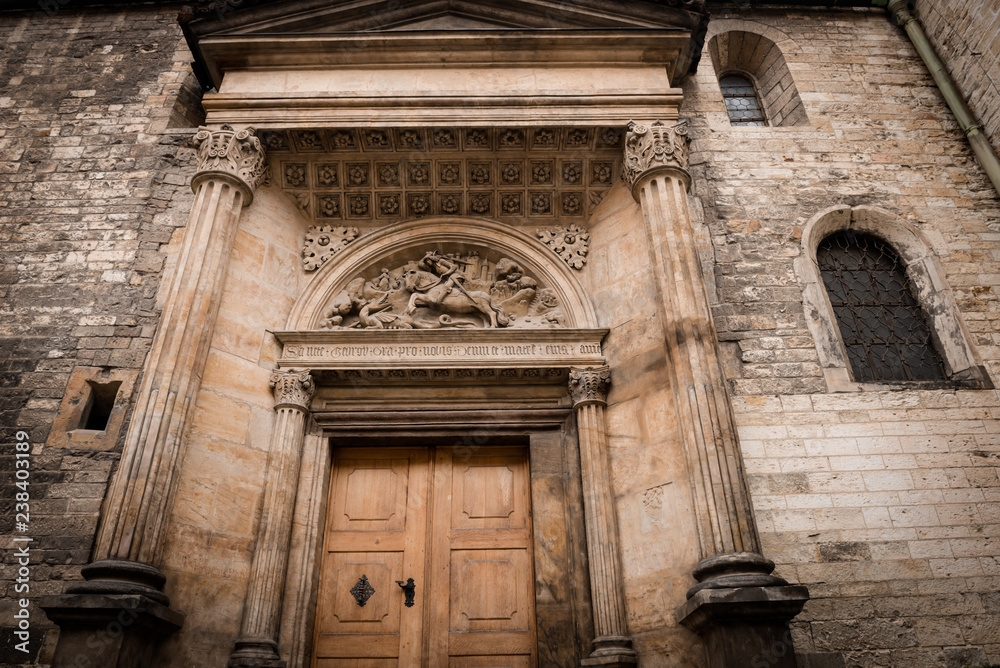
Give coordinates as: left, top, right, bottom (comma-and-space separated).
303, 225, 359, 271
622, 120, 690, 189
568, 366, 611, 406
269, 369, 315, 410
320, 249, 565, 330
193, 124, 268, 195
537, 225, 590, 270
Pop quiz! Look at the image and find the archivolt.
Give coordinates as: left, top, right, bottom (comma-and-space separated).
285, 217, 599, 330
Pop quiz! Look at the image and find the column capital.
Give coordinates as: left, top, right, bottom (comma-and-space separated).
569, 366, 611, 408
623, 120, 691, 198
269, 369, 315, 411
192, 124, 267, 205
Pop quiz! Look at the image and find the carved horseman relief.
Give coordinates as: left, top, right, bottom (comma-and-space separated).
321, 249, 565, 330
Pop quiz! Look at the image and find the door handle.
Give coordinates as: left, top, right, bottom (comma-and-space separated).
396, 578, 416, 607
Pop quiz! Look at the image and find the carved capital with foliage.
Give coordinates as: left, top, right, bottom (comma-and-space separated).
269, 369, 315, 411
569, 366, 611, 407
192, 124, 267, 202
623, 120, 690, 192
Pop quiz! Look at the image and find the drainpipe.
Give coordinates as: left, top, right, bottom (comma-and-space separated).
886, 0, 1000, 198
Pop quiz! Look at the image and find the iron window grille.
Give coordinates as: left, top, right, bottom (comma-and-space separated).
720, 74, 767, 126
817, 230, 947, 383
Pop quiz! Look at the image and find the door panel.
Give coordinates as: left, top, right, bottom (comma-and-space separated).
314, 448, 428, 665
431, 447, 536, 666
314, 445, 535, 667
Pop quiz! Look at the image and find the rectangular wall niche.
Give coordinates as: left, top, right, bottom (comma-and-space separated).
45, 367, 139, 451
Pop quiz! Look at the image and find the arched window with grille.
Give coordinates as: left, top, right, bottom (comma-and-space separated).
816, 230, 946, 383
719, 73, 767, 126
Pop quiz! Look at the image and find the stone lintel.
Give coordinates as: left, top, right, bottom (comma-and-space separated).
274, 328, 608, 371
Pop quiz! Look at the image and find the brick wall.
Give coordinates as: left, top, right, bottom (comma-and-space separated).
0, 5, 200, 664
690, 6, 1000, 666
917, 0, 1000, 157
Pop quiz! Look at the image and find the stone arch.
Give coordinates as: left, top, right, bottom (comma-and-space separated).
794, 204, 989, 390
286, 217, 599, 330
706, 20, 808, 127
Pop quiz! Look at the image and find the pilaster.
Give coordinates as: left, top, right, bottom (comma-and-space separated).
570, 366, 637, 668
624, 121, 808, 667
229, 370, 315, 668
43, 125, 266, 667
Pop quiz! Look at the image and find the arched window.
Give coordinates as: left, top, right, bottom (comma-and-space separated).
816, 230, 946, 383
720, 74, 767, 126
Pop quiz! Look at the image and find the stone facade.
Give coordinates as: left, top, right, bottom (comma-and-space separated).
919, 0, 1000, 156
1, 1, 1000, 667
0, 5, 202, 664
687, 6, 1000, 666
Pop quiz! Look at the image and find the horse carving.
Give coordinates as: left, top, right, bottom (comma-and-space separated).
403, 252, 510, 328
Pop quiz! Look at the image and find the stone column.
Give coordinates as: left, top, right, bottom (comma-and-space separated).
43, 125, 266, 667
570, 366, 637, 668
229, 369, 315, 668
624, 121, 807, 668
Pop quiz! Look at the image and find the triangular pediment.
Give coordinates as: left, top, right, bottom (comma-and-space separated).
184, 0, 705, 36
183, 0, 705, 99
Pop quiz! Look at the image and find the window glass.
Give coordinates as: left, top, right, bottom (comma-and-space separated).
720, 74, 767, 126
817, 230, 946, 382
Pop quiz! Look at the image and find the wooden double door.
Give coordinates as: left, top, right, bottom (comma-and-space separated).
313, 445, 537, 667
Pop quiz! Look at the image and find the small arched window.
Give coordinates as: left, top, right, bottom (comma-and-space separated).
817, 230, 946, 383
719, 74, 767, 126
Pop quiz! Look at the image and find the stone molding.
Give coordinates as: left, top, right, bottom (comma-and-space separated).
568, 366, 611, 407
286, 218, 601, 330
537, 225, 590, 270
192, 124, 267, 202
269, 369, 315, 410
623, 120, 690, 192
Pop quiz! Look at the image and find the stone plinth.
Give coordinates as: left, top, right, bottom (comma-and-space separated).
40, 593, 184, 668
677, 586, 809, 668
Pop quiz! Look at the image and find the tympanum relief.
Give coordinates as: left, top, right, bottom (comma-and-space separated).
321, 250, 564, 330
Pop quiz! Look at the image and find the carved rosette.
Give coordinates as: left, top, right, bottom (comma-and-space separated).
537, 225, 590, 270
622, 120, 690, 192
303, 225, 360, 271
269, 369, 315, 411
192, 124, 267, 202
569, 366, 611, 407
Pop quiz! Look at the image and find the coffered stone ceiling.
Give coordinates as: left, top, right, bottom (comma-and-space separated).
262, 126, 624, 225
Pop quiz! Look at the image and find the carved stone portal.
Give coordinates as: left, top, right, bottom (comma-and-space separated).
320, 249, 565, 330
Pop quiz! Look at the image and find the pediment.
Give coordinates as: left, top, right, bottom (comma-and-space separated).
184, 0, 705, 36
182, 0, 707, 89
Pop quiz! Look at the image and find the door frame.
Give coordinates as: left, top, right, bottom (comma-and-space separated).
278, 386, 595, 668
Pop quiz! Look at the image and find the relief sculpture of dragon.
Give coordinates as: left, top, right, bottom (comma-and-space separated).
320, 250, 565, 330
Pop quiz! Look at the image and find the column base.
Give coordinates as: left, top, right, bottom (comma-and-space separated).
581, 635, 638, 667
676, 585, 809, 668
228, 638, 286, 668
65, 559, 171, 606
40, 593, 183, 668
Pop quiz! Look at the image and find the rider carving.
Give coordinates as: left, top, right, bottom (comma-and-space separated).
320, 248, 564, 330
